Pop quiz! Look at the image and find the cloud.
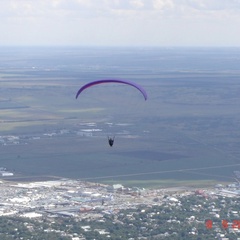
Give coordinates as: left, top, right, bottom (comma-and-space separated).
130, 0, 145, 8
186, 0, 240, 11
153, 0, 174, 10
1, 0, 240, 20
1, 0, 240, 46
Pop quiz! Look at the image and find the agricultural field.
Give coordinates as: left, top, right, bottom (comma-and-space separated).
0, 47, 240, 188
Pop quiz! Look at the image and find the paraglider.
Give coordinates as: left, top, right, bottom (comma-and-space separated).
76, 79, 147, 147
108, 136, 115, 147
75, 79, 147, 100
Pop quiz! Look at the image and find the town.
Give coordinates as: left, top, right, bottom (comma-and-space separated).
0, 176, 240, 239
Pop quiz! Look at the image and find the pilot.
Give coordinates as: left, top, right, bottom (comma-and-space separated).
108, 136, 114, 147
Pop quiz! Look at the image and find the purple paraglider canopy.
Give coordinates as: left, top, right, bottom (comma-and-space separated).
75, 79, 147, 100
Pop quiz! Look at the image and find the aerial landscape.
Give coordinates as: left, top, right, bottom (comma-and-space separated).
1, 47, 240, 187
0, 47, 240, 239
1, 0, 240, 239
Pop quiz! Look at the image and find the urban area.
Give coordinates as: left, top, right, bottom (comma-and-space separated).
1, 169, 240, 240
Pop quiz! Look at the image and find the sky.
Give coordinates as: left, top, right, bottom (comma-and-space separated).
1, 0, 240, 47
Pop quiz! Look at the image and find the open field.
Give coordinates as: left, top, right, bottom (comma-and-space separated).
0, 47, 240, 188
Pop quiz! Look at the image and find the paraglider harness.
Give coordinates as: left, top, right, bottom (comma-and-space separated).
108, 136, 115, 147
